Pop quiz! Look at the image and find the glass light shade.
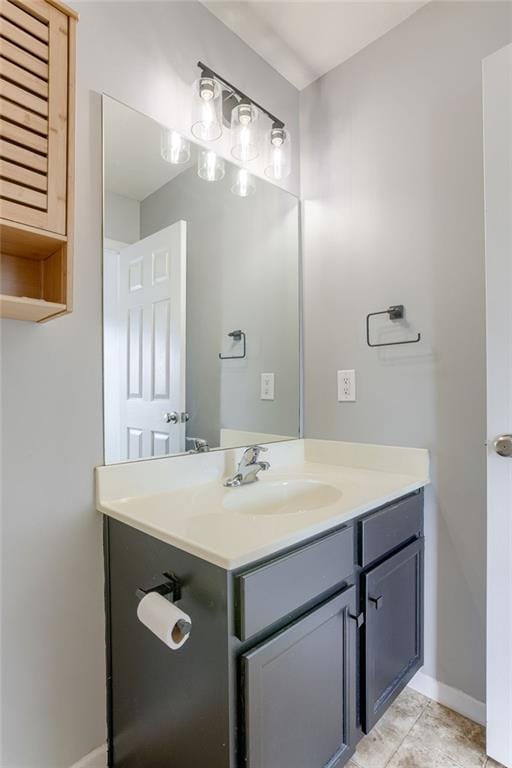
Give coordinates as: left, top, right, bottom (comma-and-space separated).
160, 129, 191, 165
198, 149, 225, 182
231, 167, 256, 197
230, 102, 259, 162
191, 76, 222, 141
264, 126, 291, 181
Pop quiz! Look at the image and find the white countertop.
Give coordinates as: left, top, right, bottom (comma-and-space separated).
96, 439, 429, 570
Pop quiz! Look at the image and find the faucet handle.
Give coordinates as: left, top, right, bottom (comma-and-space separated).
242, 445, 268, 465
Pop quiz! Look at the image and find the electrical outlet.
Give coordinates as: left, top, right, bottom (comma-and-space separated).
261, 373, 275, 400
337, 370, 356, 402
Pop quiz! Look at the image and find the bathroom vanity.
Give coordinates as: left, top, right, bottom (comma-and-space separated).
98, 439, 428, 768
99, 96, 428, 768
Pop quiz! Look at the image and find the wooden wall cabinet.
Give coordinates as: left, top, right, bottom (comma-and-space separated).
0, 0, 77, 322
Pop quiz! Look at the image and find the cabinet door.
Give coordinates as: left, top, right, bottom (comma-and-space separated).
363, 538, 424, 732
0, 0, 69, 234
242, 588, 356, 768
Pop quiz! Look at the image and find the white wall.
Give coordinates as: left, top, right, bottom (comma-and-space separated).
104, 191, 140, 244
301, 1, 512, 705
0, 3, 299, 766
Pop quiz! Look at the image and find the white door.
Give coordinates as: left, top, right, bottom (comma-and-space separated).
484, 43, 512, 768
117, 221, 187, 461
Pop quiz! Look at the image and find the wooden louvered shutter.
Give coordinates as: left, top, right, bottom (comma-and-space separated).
0, 0, 68, 235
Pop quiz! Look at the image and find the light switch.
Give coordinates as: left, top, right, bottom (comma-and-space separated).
337, 370, 356, 402
261, 373, 275, 400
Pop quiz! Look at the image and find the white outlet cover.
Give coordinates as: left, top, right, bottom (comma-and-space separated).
337, 370, 356, 402
261, 373, 275, 400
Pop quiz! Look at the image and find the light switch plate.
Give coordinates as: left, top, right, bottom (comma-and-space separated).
261, 373, 275, 400
337, 370, 356, 402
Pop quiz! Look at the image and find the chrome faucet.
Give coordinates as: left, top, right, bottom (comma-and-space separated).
187, 437, 209, 453
224, 446, 270, 487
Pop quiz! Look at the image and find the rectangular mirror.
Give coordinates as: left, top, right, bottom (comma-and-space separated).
102, 96, 300, 463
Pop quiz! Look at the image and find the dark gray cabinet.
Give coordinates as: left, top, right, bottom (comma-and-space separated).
104, 489, 424, 768
362, 538, 424, 732
242, 589, 357, 768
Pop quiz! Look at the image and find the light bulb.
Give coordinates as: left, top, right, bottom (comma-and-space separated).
231, 102, 259, 162
202, 102, 214, 129
206, 151, 216, 180
231, 167, 255, 197
191, 77, 222, 141
265, 125, 291, 181
198, 149, 225, 182
272, 147, 283, 179
161, 129, 190, 165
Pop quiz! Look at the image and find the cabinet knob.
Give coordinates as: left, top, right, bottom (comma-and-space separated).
369, 595, 384, 610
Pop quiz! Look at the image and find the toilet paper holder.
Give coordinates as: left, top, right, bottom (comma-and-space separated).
136, 572, 182, 604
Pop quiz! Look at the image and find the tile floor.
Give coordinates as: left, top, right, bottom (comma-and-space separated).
349, 688, 503, 768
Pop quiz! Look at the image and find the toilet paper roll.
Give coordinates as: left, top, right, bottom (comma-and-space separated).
137, 592, 192, 650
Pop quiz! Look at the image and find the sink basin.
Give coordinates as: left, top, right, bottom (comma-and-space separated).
222, 479, 342, 516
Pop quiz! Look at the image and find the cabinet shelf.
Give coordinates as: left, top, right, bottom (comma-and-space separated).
0, 220, 67, 260
0, 295, 66, 322
0, 220, 69, 322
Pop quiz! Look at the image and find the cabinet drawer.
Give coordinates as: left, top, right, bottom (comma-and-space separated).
359, 491, 423, 568
237, 526, 354, 640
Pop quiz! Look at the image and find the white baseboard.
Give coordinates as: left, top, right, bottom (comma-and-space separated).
69, 744, 107, 768
409, 670, 486, 726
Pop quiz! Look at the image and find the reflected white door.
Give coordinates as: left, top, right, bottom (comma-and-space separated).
117, 221, 186, 460
484, 44, 512, 768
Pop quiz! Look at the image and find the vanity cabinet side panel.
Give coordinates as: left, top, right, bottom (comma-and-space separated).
107, 520, 231, 768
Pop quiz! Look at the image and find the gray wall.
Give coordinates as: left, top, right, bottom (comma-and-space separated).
104, 191, 140, 244
140, 165, 300, 449
301, 1, 512, 704
0, 3, 299, 766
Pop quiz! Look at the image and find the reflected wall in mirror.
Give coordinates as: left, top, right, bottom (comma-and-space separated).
102, 96, 300, 464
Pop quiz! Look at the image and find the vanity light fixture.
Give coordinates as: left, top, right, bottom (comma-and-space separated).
191, 73, 222, 141
231, 167, 255, 197
198, 149, 225, 182
160, 129, 191, 165
193, 62, 290, 178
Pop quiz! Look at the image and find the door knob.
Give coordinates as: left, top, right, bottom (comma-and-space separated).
181, 412, 190, 423
494, 434, 512, 457
164, 412, 179, 424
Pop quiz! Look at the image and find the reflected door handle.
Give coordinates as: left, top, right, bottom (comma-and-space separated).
164, 412, 179, 424
494, 434, 512, 457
